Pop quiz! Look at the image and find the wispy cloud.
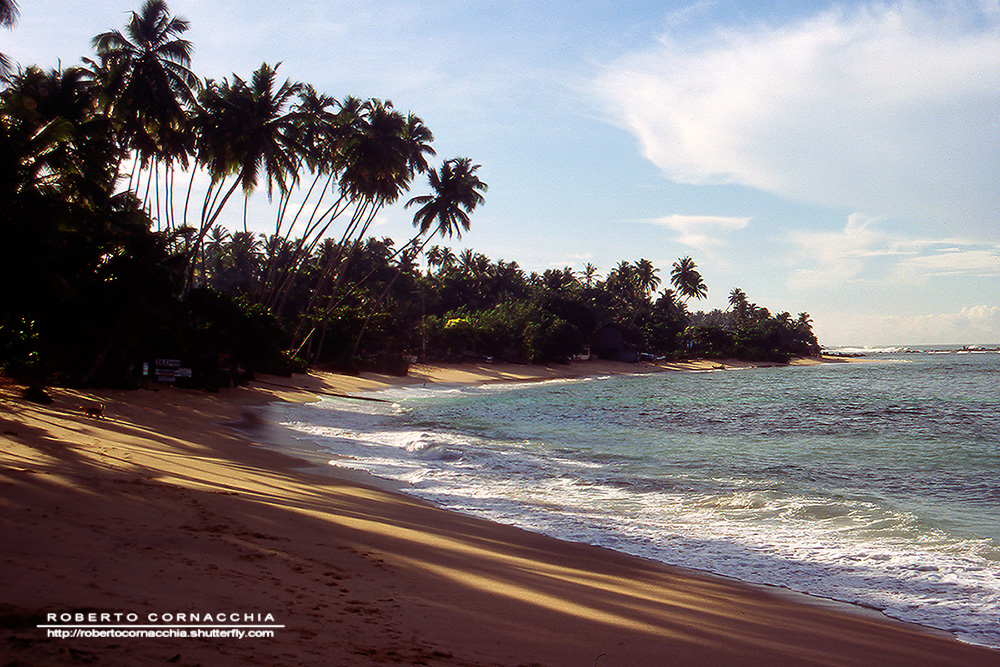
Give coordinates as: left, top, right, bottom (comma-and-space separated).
647, 213, 751, 251
820, 304, 1000, 345
789, 213, 1000, 287
594, 1, 1000, 238
789, 213, 888, 286
663, 0, 719, 29
895, 249, 1000, 278
877, 306, 1000, 345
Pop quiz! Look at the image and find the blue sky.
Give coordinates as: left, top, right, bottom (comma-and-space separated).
7, 0, 1000, 346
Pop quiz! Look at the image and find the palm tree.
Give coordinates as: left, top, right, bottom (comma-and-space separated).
91, 0, 198, 195
583, 262, 599, 287
425, 245, 450, 275
2, 66, 114, 198
0, 0, 17, 28
655, 288, 686, 317
438, 246, 457, 273
197, 63, 302, 206
492, 259, 526, 297
185, 63, 302, 289
635, 258, 661, 300
339, 99, 419, 209
350, 158, 487, 357
202, 224, 229, 288
407, 158, 486, 240
255, 91, 361, 311
542, 268, 577, 292
226, 231, 263, 296
458, 248, 477, 276
729, 287, 750, 323
402, 112, 435, 178
670, 256, 708, 303
0, 0, 18, 77
1, 71, 78, 319
605, 260, 639, 304
292, 100, 435, 329
728, 288, 747, 310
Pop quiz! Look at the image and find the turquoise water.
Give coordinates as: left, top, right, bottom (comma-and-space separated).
280, 350, 1000, 646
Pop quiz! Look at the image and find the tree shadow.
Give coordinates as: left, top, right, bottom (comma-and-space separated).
2, 383, 998, 666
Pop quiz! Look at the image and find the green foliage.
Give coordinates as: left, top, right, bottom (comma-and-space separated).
182, 289, 302, 384
522, 315, 582, 365
0, 2, 823, 388
639, 312, 687, 356
424, 301, 583, 365
682, 324, 735, 358
0, 319, 46, 382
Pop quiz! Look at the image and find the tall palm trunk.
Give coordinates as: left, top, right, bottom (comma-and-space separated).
184, 177, 242, 291
349, 233, 430, 359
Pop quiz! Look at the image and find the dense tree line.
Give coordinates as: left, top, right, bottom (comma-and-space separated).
0, 0, 818, 390
185, 231, 820, 370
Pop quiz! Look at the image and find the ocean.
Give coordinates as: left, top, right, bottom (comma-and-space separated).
277, 349, 1000, 647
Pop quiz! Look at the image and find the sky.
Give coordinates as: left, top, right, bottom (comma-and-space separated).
6, 0, 1000, 347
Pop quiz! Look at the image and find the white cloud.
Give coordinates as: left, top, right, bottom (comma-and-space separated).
877, 306, 1000, 345
663, 0, 719, 29
594, 1, 1000, 238
896, 249, 1000, 277
648, 213, 751, 250
817, 305, 1000, 346
789, 213, 1000, 287
789, 213, 890, 286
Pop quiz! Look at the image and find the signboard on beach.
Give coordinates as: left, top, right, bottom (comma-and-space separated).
153, 359, 190, 383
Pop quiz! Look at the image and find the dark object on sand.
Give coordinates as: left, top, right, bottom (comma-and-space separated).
23, 386, 53, 404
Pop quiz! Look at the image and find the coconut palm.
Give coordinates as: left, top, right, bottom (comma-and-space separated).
0, 0, 18, 77
402, 112, 435, 177
458, 249, 477, 276
655, 288, 686, 317
728, 287, 747, 310
185, 63, 302, 288
729, 287, 750, 322
349, 158, 487, 357
225, 231, 263, 296
308, 101, 432, 295
202, 224, 229, 288
339, 99, 416, 207
438, 247, 457, 273
605, 261, 639, 305
198, 63, 302, 203
670, 256, 708, 303
582, 262, 599, 287
266, 84, 336, 235
255, 91, 361, 311
407, 158, 486, 240
91, 0, 197, 185
0, 0, 17, 28
1, 66, 113, 197
288, 100, 438, 351
635, 258, 661, 300
542, 268, 577, 292
426, 244, 458, 276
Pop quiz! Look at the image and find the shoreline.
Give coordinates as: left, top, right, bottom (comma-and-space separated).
257, 356, 979, 643
3, 358, 997, 666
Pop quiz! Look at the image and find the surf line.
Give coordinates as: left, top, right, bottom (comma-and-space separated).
253, 379, 391, 403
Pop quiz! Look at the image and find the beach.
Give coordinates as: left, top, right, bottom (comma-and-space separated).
2, 359, 999, 666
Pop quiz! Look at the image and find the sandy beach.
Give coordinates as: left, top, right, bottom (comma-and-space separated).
2, 359, 998, 666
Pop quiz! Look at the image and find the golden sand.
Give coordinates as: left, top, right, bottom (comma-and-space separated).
2, 359, 997, 666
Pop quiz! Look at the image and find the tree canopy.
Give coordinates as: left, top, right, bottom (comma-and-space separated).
1, 1, 820, 389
